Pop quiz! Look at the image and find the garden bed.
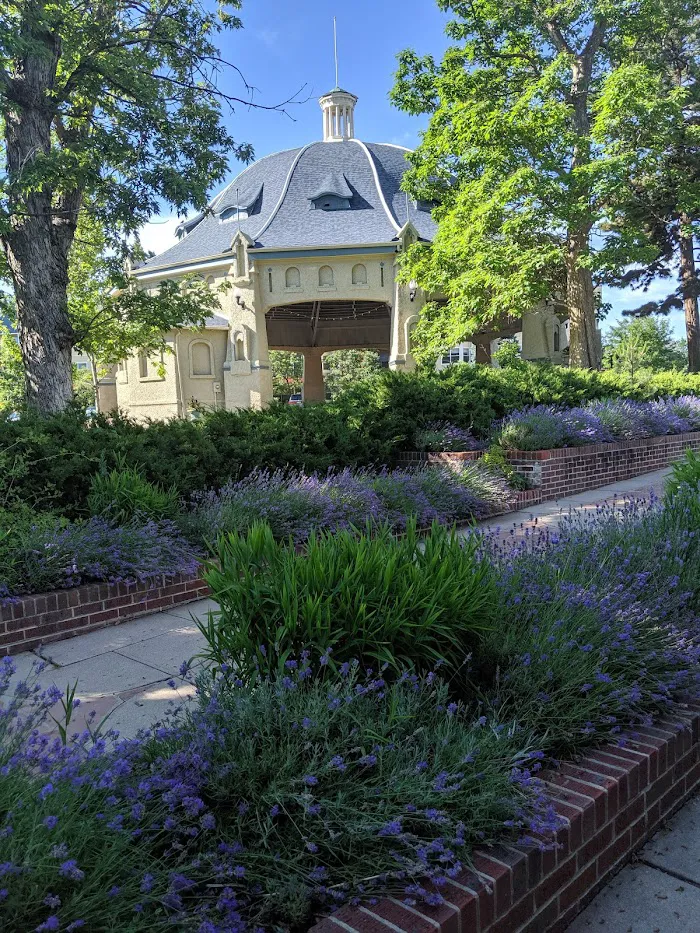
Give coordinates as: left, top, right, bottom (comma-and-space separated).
0, 488, 543, 658
311, 703, 700, 933
400, 431, 700, 502
0, 573, 209, 656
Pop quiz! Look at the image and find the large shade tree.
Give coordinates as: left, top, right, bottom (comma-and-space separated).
390, 0, 650, 369
592, 0, 700, 371
0, 0, 296, 413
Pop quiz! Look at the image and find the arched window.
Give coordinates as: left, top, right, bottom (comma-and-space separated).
285, 267, 301, 288
319, 265, 334, 287
190, 341, 213, 376
234, 333, 246, 362
352, 263, 367, 285
206, 275, 216, 288
138, 353, 148, 379
553, 323, 561, 352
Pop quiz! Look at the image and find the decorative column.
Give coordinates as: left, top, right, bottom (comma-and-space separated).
302, 349, 325, 403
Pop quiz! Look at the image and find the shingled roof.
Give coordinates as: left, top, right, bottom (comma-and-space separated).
139, 141, 437, 272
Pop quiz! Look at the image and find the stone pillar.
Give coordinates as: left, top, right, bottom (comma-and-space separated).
302, 349, 325, 403
222, 266, 274, 410
389, 270, 421, 372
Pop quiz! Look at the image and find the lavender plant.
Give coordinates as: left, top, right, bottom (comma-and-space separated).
180, 463, 506, 545
0, 513, 198, 599
497, 396, 700, 451
415, 421, 484, 452
0, 658, 557, 932
479, 488, 700, 756
3, 489, 700, 930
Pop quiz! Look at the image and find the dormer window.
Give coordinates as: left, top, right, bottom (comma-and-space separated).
309, 173, 352, 211
217, 184, 263, 223
220, 207, 248, 221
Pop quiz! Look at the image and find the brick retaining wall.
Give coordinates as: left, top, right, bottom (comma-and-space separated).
0, 573, 210, 656
312, 704, 700, 933
400, 432, 700, 503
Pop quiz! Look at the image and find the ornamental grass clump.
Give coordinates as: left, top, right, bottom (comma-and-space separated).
0, 658, 558, 932
200, 520, 496, 680
0, 511, 198, 599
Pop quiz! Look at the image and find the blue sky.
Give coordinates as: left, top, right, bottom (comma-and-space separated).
140, 0, 684, 340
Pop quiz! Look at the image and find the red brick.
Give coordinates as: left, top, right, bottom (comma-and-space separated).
658, 777, 688, 819
450, 871, 494, 930
534, 855, 576, 909
441, 881, 479, 930
520, 898, 560, 933
558, 861, 598, 913
476, 846, 528, 903
615, 794, 645, 835
576, 822, 613, 870
546, 774, 607, 827
597, 829, 631, 877
488, 893, 535, 933
473, 855, 512, 918
358, 900, 440, 933
645, 767, 675, 807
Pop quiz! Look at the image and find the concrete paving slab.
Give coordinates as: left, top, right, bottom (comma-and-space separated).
106, 679, 197, 739
567, 861, 700, 932
36, 650, 169, 700
164, 597, 220, 623
39, 611, 194, 666
2, 650, 52, 687
640, 798, 700, 885
115, 625, 210, 676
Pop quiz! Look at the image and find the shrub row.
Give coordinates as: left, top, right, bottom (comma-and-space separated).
2, 472, 699, 930
3, 362, 700, 516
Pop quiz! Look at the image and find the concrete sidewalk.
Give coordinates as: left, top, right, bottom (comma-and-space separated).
4, 466, 673, 741
568, 799, 700, 932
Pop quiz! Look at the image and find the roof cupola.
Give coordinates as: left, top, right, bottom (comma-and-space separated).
319, 88, 357, 141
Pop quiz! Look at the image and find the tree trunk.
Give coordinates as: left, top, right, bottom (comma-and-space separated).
566, 230, 600, 369
4, 232, 76, 413
1, 20, 80, 414
474, 335, 492, 365
560, 31, 605, 371
679, 218, 700, 373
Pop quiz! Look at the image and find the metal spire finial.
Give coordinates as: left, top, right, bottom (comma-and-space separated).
333, 17, 339, 89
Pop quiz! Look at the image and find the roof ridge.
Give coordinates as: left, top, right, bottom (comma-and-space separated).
350, 139, 401, 233
254, 143, 315, 242
210, 145, 303, 211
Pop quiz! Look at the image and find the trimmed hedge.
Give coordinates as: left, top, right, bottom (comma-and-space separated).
3, 363, 700, 517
